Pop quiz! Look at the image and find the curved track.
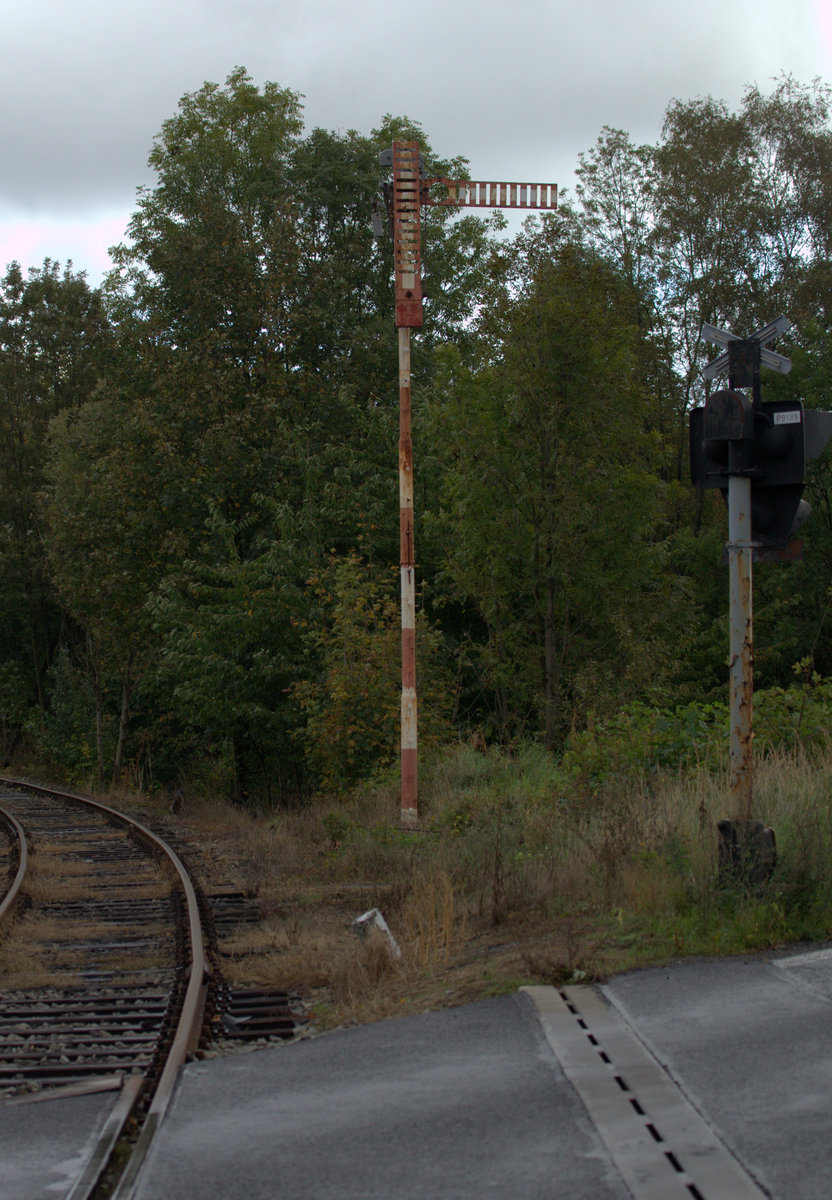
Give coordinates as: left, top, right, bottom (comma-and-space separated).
0, 804, 27, 927
0, 777, 208, 1199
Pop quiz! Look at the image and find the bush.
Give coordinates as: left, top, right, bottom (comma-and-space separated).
754, 673, 832, 754
560, 700, 728, 790
293, 554, 453, 792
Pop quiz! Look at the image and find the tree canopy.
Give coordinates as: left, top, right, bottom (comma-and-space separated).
1, 69, 831, 800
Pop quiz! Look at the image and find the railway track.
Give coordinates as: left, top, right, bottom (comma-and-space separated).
0, 803, 27, 925
0, 777, 302, 1199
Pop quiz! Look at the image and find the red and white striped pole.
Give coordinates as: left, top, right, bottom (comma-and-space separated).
382, 146, 557, 822
399, 326, 417, 823
392, 142, 423, 824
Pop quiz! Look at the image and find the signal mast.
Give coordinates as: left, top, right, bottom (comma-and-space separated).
377, 142, 558, 823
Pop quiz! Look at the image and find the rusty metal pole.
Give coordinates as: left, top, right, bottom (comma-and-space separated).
727, 472, 754, 824
698, 322, 793, 883
399, 326, 418, 823
391, 142, 423, 825
727, 351, 757, 831
382, 144, 557, 824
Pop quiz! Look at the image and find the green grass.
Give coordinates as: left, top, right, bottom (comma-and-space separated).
328, 738, 832, 976
52, 723, 832, 1026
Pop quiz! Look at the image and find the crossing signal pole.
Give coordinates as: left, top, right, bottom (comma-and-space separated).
693, 318, 794, 878
692, 318, 832, 879
378, 142, 558, 824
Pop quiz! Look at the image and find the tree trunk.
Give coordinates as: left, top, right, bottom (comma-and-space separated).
544, 575, 557, 752
230, 733, 249, 806
112, 659, 132, 786
88, 634, 105, 784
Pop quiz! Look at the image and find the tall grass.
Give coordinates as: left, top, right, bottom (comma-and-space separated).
144, 712, 832, 1026
324, 738, 832, 975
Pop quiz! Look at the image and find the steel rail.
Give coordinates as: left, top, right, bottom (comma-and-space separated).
0, 804, 27, 927
0, 776, 208, 1199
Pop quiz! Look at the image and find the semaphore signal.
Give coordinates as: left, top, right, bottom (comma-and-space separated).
377, 141, 558, 823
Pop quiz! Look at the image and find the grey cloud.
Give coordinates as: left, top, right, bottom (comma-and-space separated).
0, 0, 826, 228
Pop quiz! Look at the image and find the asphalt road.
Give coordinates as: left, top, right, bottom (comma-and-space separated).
133, 991, 631, 1200
603, 946, 832, 1199
132, 947, 832, 1200
8, 945, 832, 1199
0, 1088, 115, 1200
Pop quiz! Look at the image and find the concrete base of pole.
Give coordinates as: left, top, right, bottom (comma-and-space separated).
717, 819, 777, 889
400, 807, 418, 828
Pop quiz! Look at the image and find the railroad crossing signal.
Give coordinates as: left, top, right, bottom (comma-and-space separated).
690, 313, 829, 874
690, 396, 809, 550
693, 316, 805, 552
378, 141, 558, 822
701, 315, 793, 384
693, 318, 832, 553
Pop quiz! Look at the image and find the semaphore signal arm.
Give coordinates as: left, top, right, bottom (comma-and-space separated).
379, 140, 558, 328
421, 176, 558, 209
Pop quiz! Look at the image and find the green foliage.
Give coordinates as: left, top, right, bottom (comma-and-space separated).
426, 222, 669, 747
0, 260, 108, 721
754, 672, 832, 755
560, 702, 729, 789
120, 68, 303, 371
0, 661, 31, 762
25, 648, 105, 782
557, 676, 832, 796
5, 70, 832, 803
293, 554, 453, 792
325, 737, 832, 969
148, 507, 311, 804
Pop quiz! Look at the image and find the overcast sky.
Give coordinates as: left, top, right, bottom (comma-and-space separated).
1, 0, 830, 284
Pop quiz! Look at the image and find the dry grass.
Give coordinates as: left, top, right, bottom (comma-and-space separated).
142, 789, 552, 1026
398, 869, 465, 970
0, 802, 177, 990
23, 869, 171, 905
0, 905, 172, 987
0, 952, 80, 988
10, 740, 832, 1028
20, 832, 174, 905
22, 873, 90, 905
202, 747, 832, 1024
11, 915, 154, 941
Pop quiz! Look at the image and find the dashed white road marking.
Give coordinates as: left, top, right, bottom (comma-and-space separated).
523, 985, 767, 1200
